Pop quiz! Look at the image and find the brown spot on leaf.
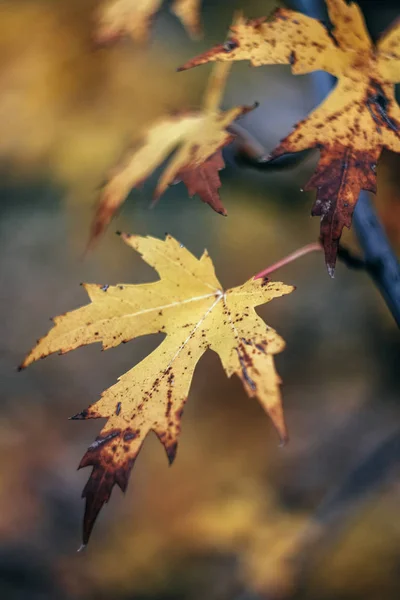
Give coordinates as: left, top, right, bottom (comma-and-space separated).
366, 81, 399, 134
236, 348, 256, 391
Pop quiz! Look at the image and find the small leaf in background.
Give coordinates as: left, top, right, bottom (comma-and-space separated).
95, 0, 202, 45
179, 0, 400, 274
91, 60, 257, 245
21, 233, 293, 546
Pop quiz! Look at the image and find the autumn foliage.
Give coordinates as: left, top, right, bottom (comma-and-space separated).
179, 0, 400, 273
19, 0, 400, 549
21, 234, 293, 544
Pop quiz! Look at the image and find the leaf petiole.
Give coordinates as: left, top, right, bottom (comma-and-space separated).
253, 242, 323, 280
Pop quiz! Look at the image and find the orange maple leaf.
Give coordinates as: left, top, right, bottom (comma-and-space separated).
179, 0, 400, 274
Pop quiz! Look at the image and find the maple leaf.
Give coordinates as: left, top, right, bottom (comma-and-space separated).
178, 0, 400, 274
95, 0, 202, 45
21, 233, 294, 546
90, 60, 256, 245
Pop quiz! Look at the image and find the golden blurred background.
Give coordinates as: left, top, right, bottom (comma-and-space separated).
0, 1, 399, 599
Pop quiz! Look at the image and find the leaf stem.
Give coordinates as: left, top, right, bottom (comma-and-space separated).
202, 12, 242, 113
228, 122, 268, 162
202, 61, 232, 113
253, 242, 322, 280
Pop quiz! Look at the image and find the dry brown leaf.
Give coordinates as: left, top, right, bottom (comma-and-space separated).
91, 60, 256, 245
179, 0, 400, 274
21, 233, 293, 546
95, 0, 202, 45
177, 149, 228, 215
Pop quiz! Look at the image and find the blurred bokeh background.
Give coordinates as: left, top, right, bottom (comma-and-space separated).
0, 1, 399, 599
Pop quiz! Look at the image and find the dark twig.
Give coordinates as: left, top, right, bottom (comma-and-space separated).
228, 122, 309, 169
336, 245, 366, 271
227, 122, 267, 162
352, 204, 400, 326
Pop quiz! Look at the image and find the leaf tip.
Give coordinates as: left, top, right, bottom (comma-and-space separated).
327, 264, 335, 279
119, 232, 133, 245
166, 442, 178, 466
278, 434, 289, 448
70, 409, 89, 420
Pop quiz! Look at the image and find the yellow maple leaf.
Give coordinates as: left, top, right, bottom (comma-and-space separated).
21, 233, 294, 546
179, 0, 400, 274
91, 59, 256, 244
95, 0, 202, 45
